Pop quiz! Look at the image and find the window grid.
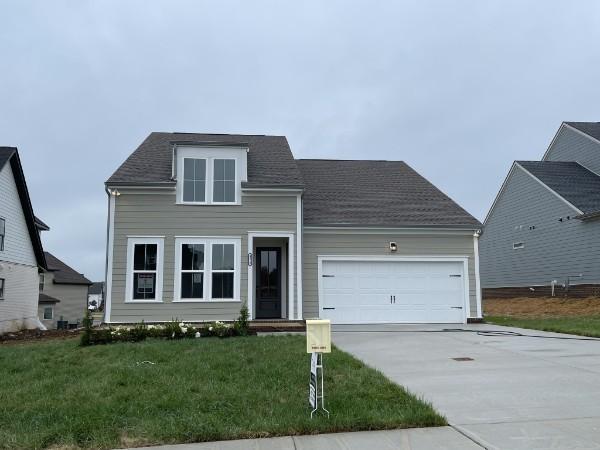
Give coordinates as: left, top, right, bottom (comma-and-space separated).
183, 158, 207, 203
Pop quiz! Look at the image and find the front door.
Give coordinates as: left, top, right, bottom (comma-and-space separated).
256, 247, 282, 319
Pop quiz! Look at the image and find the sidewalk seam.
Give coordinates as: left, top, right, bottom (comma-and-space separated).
449, 424, 489, 450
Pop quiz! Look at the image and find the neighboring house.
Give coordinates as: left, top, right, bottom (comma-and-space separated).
480, 122, 600, 298
39, 252, 92, 329
88, 282, 105, 310
0, 147, 47, 333
104, 133, 482, 325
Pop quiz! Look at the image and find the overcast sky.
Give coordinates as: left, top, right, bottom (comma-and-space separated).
2, 1, 600, 280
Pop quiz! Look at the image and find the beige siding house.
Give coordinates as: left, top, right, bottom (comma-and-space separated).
105, 133, 482, 325
38, 252, 91, 329
0, 147, 47, 333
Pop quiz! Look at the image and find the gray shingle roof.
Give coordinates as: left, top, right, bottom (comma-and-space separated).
44, 252, 92, 285
89, 282, 104, 295
39, 293, 61, 304
296, 159, 481, 228
566, 122, 600, 142
107, 132, 304, 188
517, 161, 600, 214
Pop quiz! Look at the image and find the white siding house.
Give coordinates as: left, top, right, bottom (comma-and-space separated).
0, 147, 47, 333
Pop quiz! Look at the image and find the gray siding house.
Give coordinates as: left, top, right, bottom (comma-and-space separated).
481, 122, 600, 298
105, 133, 482, 324
0, 147, 47, 333
38, 252, 92, 329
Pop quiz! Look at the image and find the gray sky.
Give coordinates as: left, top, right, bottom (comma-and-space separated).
2, 1, 600, 280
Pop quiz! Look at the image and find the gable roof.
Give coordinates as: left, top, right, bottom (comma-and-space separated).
565, 122, 600, 142
107, 132, 304, 188
0, 147, 46, 269
44, 252, 92, 285
517, 161, 600, 215
296, 159, 481, 228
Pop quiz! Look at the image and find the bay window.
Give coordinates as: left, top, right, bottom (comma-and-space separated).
174, 238, 240, 301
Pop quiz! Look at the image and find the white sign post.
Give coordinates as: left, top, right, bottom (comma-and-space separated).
306, 320, 331, 418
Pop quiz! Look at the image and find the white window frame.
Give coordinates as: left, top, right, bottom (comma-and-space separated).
513, 242, 525, 250
176, 147, 245, 206
43, 306, 53, 320
173, 237, 241, 302
125, 237, 164, 303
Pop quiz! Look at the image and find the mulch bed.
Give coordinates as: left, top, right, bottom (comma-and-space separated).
0, 328, 81, 345
484, 296, 600, 317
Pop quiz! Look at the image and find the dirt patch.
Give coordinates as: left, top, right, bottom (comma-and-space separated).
0, 328, 81, 345
484, 297, 600, 318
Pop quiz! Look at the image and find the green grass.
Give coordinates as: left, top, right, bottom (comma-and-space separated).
486, 315, 600, 338
0, 335, 444, 449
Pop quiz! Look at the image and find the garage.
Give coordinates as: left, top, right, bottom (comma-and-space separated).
319, 258, 468, 324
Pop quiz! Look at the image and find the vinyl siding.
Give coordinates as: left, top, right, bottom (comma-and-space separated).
0, 163, 36, 267
39, 272, 89, 328
544, 126, 600, 175
302, 232, 478, 318
480, 165, 600, 288
109, 192, 297, 323
0, 262, 40, 332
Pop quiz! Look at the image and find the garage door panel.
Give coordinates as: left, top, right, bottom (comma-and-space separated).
321, 259, 466, 324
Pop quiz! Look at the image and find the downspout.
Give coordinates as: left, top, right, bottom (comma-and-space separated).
473, 229, 482, 319
103, 186, 111, 324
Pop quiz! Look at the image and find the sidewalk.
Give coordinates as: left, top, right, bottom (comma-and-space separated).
128, 427, 482, 450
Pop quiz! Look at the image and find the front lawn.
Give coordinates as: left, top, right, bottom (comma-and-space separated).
486, 315, 600, 338
0, 335, 444, 449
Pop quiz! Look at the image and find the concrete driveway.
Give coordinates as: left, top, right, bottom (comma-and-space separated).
332, 324, 600, 450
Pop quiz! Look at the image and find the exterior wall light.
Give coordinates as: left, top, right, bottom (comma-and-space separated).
389, 242, 397, 252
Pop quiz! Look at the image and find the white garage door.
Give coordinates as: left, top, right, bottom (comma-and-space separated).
320, 259, 467, 324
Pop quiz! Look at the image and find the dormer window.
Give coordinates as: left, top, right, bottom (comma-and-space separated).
176, 146, 246, 205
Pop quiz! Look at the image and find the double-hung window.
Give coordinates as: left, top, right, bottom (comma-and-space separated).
39, 273, 45, 292
174, 238, 240, 301
183, 158, 206, 203
0, 218, 5, 251
0, 278, 4, 300
43, 306, 53, 320
212, 159, 236, 203
126, 237, 164, 302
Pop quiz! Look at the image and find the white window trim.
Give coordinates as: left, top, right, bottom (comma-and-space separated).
43, 306, 54, 320
173, 237, 241, 303
175, 147, 244, 206
125, 237, 164, 303
513, 242, 525, 250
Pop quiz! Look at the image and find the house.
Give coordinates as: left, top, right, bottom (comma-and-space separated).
38, 252, 92, 329
88, 282, 105, 310
0, 147, 47, 333
104, 133, 482, 325
480, 122, 600, 298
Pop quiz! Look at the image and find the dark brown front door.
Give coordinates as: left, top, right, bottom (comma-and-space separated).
255, 247, 282, 319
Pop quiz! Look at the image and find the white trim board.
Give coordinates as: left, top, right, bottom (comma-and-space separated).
304, 227, 477, 235
104, 193, 116, 323
317, 255, 471, 324
247, 231, 295, 320
296, 194, 303, 320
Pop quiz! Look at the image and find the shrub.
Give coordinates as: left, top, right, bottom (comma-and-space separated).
80, 309, 94, 347
234, 303, 250, 336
